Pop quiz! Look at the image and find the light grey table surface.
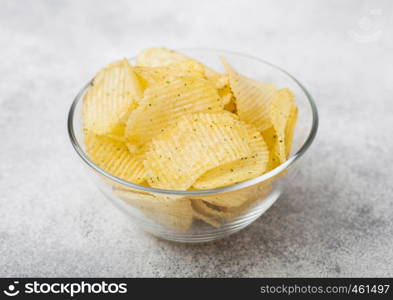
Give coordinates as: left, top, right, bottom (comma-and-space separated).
1, 0, 392, 277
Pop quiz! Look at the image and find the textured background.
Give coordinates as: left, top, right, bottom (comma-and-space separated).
1, 0, 392, 277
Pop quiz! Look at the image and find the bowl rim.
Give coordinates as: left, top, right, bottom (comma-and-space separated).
67, 48, 319, 196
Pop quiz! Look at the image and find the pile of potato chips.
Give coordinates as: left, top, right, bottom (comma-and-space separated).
82, 48, 298, 231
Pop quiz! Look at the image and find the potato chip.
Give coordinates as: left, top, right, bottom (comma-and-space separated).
269, 88, 295, 164
134, 59, 205, 88
191, 199, 225, 218
114, 188, 193, 232
85, 132, 145, 183
285, 104, 298, 158
144, 112, 252, 190
83, 59, 143, 135
261, 126, 276, 150
136, 48, 189, 67
223, 58, 277, 131
194, 179, 273, 208
261, 126, 279, 170
192, 181, 272, 221
125, 76, 224, 149
221, 194, 267, 220
174, 59, 206, 75
192, 192, 249, 209
193, 124, 269, 189
191, 198, 248, 221
137, 48, 227, 89
223, 58, 297, 167
227, 199, 268, 220
193, 187, 255, 208
192, 209, 221, 228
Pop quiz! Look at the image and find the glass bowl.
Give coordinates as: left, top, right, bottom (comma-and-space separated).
67, 49, 318, 243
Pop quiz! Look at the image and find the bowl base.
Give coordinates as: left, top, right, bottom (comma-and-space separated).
139, 189, 281, 243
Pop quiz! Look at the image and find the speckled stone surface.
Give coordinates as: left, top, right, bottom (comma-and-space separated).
1, 0, 392, 277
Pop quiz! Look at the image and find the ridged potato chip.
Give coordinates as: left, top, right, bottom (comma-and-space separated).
125, 76, 223, 149
137, 48, 227, 89
191, 199, 225, 219
194, 179, 273, 208
269, 88, 295, 164
144, 112, 252, 190
193, 124, 269, 189
261, 126, 280, 170
223, 58, 277, 131
222, 193, 268, 220
192, 193, 248, 210
192, 181, 272, 221
134, 59, 205, 89
85, 132, 145, 183
192, 209, 221, 228
114, 188, 193, 232
285, 103, 298, 158
192, 199, 247, 221
193, 187, 254, 208
223, 58, 298, 168
136, 48, 189, 67
83, 59, 143, 135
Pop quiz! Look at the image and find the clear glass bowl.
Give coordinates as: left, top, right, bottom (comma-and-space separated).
67, 49, 318, 243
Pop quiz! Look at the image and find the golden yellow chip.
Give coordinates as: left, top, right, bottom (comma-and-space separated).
285, 104, 298, 158
269, 88, 295, 164
137, 48, 227, 89
191, 198, 247, 221
191, 199, 225, 218
125, 76, 224, 149
192, 193, 247, 210
261, 126, 276, 150
85, 132, 145, 183
263, 89, 297, 169
114, 188, 193, 232
221, 193, 268, 220
261, 126, 279, 170
193, 188, 253, 208
194, 178, 273, 208
223, 58, 277, 131
231, 204, 257, 220
144, 112, 252, 190
193, 124, 269, 189
136, 48, 189, 67
192, 209, 221, 228
83, 59, 143, 135
134, 59, 206, 89
192, 181, 272, 221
